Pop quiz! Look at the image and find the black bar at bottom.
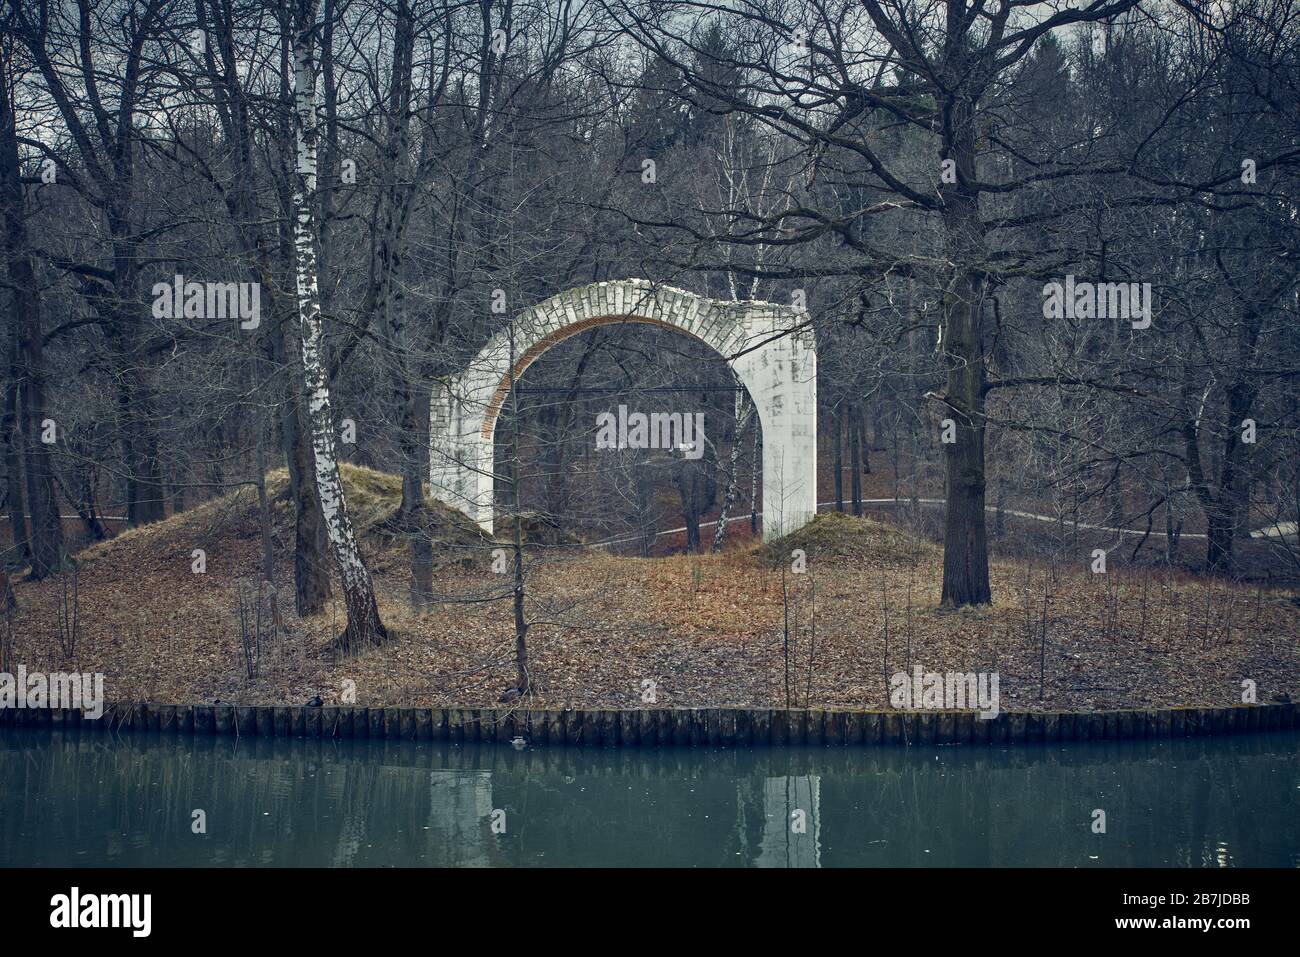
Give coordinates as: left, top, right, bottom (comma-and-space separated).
0, 866, 1289, 943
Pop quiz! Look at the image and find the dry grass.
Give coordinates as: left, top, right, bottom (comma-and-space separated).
5, 465, 1297, 713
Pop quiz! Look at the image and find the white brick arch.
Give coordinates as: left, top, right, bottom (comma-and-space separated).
429, 279, 817, 541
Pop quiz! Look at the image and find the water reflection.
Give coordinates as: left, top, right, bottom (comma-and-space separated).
1, 728, 1296, 867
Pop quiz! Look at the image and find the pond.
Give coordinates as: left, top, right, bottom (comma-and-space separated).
2, 728, 1297, 867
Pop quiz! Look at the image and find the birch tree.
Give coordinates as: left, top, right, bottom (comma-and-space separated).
175, 0, 333, 615
292, 0, 387, 652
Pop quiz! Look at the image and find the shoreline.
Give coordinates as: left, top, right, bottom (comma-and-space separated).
2, 701, 1296, 746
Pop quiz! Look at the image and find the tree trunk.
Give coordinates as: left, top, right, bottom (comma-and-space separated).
274, 17, 332, 618
399, 387, 433, 612
938, 271, 991, 606
676, 458, 716, 555
937, 91, 991, 607
390, 271, 434, 611
1186, 374, 1256, 576
397, 378, 432, 611
375, 0, 432, 609
275, 270, 332, 614
3, 340, 28, 570
506, 325, 530, 694
860, 408, 871, 474
0, 68, 61, 576
0, 567, 14, 612
117, 361, 167, 526
58, 466, 107, 543
833, 402, 843, 512
250, 346, 284, 635
713, 388, 752, 550
850, 404, 862, 516
1206, 511, 1234, 572
1205, 382, 1256, 573
255, 433, 285, 635
283, 383, 332, 615
292, 0, 385, 653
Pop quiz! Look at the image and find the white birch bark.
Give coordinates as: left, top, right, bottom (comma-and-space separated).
291, 0, 385, 649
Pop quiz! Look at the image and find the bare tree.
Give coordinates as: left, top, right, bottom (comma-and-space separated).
291, 0, 386, 653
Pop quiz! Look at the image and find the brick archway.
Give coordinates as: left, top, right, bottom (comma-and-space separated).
429, 279, 817, 541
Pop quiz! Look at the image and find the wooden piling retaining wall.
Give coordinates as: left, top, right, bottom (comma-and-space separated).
0, 701, 1296, 746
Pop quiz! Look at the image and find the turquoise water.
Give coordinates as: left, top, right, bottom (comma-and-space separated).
1, 728, 1297, 867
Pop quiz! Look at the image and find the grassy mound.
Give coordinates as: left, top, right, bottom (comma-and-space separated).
761, 510, 937, 568
76, 463, 490, 571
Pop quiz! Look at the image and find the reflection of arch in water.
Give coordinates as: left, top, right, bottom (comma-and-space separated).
746, 775, 821, 868
428, 770, 496, 867
428, 279, 817, 541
